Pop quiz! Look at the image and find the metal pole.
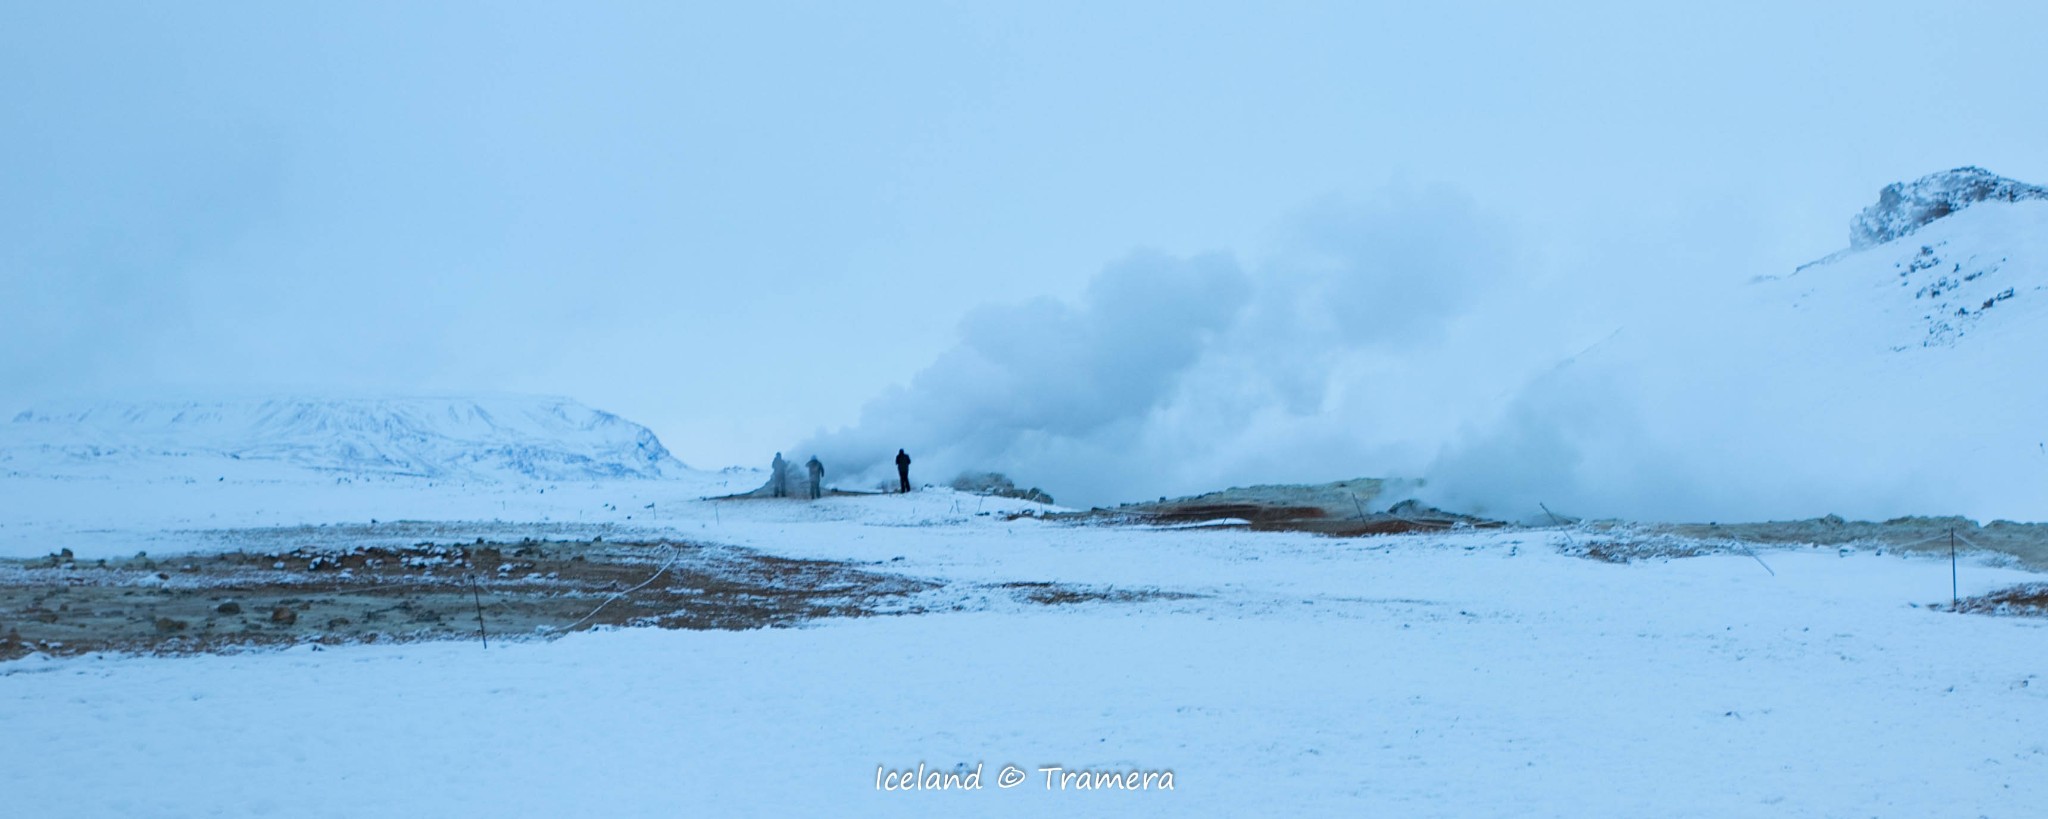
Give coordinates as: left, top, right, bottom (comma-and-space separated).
469, 574, 490, 649
1949, 528, 1958, 608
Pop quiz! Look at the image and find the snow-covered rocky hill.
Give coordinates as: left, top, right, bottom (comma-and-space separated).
0, 395, 685, 483
1777, 167, 2048, 352
1433, 167, 2048, 523
1849, 165, 2048, 250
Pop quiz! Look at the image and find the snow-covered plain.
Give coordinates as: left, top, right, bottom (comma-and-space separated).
3, 478, 2046, 818
8, 169, 2048, 816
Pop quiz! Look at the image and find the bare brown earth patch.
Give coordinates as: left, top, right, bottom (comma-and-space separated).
1055, 478, 1505, 536
1948, 583, 2048, 617
0, 540, 936, 661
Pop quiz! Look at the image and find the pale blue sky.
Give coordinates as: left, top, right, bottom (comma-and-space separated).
5, 1, 2044, 471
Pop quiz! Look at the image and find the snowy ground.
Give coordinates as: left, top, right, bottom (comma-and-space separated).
3, 473, 2047, 817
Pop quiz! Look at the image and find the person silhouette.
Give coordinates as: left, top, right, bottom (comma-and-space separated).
770, 452, 789, 498
805, 456, 824, 500
894, 449, 912, 493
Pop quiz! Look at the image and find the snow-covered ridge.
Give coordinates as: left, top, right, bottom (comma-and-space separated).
1, 395, 685, 482
1850, 166, 2048, 249
1433, 167, 2048, 523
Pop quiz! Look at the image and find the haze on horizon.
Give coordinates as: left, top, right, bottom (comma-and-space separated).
6, 1, 2046, 512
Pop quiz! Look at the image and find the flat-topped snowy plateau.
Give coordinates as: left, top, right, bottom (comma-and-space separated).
3, 394, 684, 482
0, 395, 716, 556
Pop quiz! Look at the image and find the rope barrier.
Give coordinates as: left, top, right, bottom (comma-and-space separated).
559, 543, 681, 633
317, 578, 444, 594
1539, 504, 1582, 552
1381, 510, 1463, 530
1889, 532, 1960, 550
1731, 542, 1776, 576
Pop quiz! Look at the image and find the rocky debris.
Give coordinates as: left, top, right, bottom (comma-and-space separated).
216, 601, 241, 615
994, 581, 1202, 606
269, 606, 298, 626
1851, 167, 2048, 249
949, 472, 1055, 505
1872, 238, 2023, 347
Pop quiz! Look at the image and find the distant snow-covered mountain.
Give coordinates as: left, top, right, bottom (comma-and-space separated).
1, 395, 686, 482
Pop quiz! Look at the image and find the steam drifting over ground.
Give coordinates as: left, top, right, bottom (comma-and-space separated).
804, 175, 2048, 524
800, 184, 1524, 507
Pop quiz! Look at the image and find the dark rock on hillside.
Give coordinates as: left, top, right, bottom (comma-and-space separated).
1851, 167, 2048, 249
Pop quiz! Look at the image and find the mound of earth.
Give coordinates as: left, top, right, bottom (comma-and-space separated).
949, 472, 1055, 505
1065, 478, 1504, 536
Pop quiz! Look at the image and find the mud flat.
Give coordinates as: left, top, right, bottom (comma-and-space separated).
0, 539, 937, 661
1057, 479, 2048, 584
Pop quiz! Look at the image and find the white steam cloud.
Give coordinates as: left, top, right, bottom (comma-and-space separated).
798, 184, 1531, 507
800, 181, 2048, 524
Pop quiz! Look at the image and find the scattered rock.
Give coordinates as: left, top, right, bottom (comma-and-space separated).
216, 601, 242, 615
154, 617, 189, 633
270, 606, 298, 626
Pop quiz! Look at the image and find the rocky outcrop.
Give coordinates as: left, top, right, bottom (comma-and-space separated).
1851, 167, 2048, 249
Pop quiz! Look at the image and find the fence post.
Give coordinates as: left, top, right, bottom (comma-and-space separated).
469, 574, 490, 649
1949, 528, 1958, 609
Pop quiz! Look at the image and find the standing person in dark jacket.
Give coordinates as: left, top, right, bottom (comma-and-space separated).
895, 449, 912, 493
770, 452, 789, 498
805, 456, 824, 500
